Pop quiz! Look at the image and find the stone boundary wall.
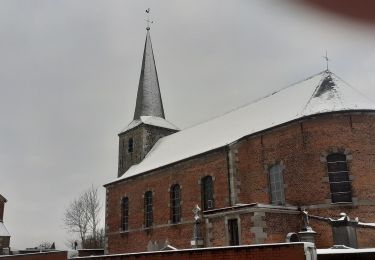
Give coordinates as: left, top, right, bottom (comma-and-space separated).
74, 243, 310, 260
0, 251, 67, 260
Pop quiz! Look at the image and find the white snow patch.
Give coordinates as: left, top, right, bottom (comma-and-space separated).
358, 222, 375, 227
317, 248, 375, 254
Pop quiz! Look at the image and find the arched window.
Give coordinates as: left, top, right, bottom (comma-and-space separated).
327, 153, 352, 203
269, 164, 285, 205
144, 191, 153, 227
202, 176, 214, 210
170, 184, 181, 223
128, 138, 134, 153
121, 197, 129, 231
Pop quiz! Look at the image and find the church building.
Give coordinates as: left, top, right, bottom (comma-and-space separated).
104, 27, 375, 253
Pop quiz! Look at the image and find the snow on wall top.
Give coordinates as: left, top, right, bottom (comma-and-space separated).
109, 71, 375, 184
120, 116, 179, 134
0, 222, 10, 237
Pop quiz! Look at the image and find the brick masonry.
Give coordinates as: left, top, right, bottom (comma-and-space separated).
0, 251, 67, 260
75, 243, 309, 260
106, 112, 375, 253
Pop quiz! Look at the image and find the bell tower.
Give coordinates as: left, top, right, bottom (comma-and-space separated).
117, 27, 178, 178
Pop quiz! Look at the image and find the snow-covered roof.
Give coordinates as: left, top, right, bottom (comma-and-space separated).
120, 116, 179, 134
108, 71, 375, 184
0, 222, 10, 237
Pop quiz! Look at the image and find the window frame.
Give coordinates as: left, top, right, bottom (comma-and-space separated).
121, 197, 129, 231
170, 184, 181, 224
268, 164, 285, 205
201, 176, 214, 211
326, 153, 352, 203
144, 191, 153, 228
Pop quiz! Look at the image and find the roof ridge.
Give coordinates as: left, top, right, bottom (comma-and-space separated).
300, 71, 329, 114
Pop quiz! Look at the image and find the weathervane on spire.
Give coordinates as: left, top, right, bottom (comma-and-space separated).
323, 51, 330, 71
145, 8, 154, 30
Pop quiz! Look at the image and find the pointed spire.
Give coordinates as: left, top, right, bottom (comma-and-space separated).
133, 29, 165, 120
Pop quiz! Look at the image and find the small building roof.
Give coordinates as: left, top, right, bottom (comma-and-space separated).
0, 222, 10, 237
108, 70, 375, 184
0, 194, 7, 203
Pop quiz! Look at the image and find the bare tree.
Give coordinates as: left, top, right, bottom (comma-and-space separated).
83, 185, 101, 243
64, 196, 90, 246
64, 186, 103, 248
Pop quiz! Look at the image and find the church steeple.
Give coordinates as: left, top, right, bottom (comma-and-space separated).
133, 28, 165, 120
117, 27, 178, 178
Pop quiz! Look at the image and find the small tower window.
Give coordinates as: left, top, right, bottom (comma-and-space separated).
170, 184, 181, 223
327, 153, 352, 203
128, 138, 134, 153
269, 164, 285, 205
144, 191, 153, 228
202, 176, 214, 211
121, 197, 129, 231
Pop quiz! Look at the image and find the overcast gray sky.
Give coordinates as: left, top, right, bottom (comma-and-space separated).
1, 0, 375, 250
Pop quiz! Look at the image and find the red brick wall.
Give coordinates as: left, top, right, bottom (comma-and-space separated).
76, 243, 307, 260
106, 112, 375, 253
206, 210, 300, 247
265, 212, 301, 243
0, 251, 67, 260
106, 149, 230, 253
236, 113, 375, 206
78, 249, 105, 257
235, 113, 375, 247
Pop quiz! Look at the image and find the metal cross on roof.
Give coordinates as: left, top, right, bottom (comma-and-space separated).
323, 51, 330, 71
145, 8, 154, 30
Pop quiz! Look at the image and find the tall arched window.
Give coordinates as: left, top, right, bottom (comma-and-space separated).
269, 164, 285, 205
327, 153, 352, 203
121, 197, 129, 231
202, 176, 214, 210
170, 184, 181, 223
144, 191, 153, 228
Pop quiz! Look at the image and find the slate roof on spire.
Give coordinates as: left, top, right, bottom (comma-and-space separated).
108, 70, 375, 184
133, 29, 165, 120
120, 29, 178, 134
